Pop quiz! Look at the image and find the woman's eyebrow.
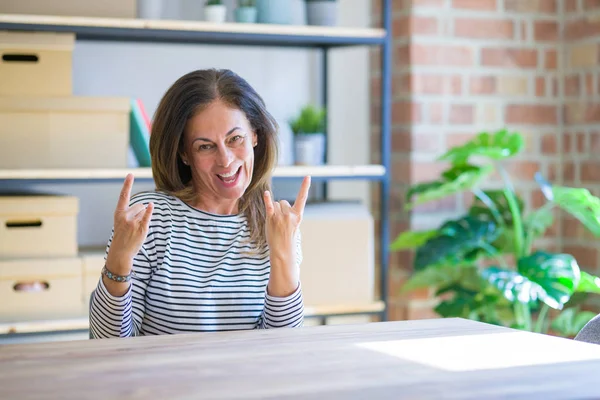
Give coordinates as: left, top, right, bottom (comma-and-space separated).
192, 127, 241, 143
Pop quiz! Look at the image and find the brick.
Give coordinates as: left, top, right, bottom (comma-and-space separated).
446, 133, 476, 148
406, 303, 440, 320
392, 101, 421, 124
393, 73, 410, 96
497, 76, 529, 95
505, 161, 541, 180
454, 18, 514, 39
534, 21, 558, 41
449, 104, 474, 124
392, 131, 444, 153
565, 74, 581, 97
428, 102, 445, 124
564, 103, 600, 124
541, 134, 557, 153
563, 245, 598, 270
505, 104, 558, 125
536, 77, 546, 97
584, 0, 600, 10
450, 75, 462, 95
412, 43, 474, 66
452, 0, 497, 10
565, 0, 578, 11
591, 132, 600, 153
563, 161, 577, 182
504, 0, 557, 13
481, 47, 538, 68
578, 132, 587, 152
412, 74, 444, 94
521, 21, 528, 41
411, 161, 449, 182
395, 43, 410, 65
393, 16, 439, 37
469, 75, 495, 94
545, 49, 557, 70
587, 73, 594, 96
412, 0, 446, 7
562, 217, 597, 241
581, 161, 600, 182
475, 103, 498, 124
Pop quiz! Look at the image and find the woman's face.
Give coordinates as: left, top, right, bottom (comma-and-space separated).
181, 99, 257, 212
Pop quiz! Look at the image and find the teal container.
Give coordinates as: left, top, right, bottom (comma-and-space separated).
256, 0, 292, 24
234, 7, 257, 23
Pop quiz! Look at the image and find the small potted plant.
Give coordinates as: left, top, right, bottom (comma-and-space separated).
235, 0, 257, 23
289, 104, 326, 166
305, 0, 337, 26
204, 0, 227, 23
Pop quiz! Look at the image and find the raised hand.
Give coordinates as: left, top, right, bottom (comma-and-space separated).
263, 176, 311, 257
106, 173, 154, 275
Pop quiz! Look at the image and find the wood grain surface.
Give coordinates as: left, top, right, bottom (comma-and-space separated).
2, 318, 600, 399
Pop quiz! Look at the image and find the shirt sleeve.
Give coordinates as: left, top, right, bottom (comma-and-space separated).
89, 200, 156, 339
258, 229, 304, 329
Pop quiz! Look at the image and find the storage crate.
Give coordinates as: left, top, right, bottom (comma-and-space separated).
299, 202, 375, 307
0, 257, 83, 322
0, 31, 74, 97
0, 0, 136, 18
0, 195, 78, 259
0, 96, 131, 168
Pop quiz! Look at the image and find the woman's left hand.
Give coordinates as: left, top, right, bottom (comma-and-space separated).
263, 176, 311, 257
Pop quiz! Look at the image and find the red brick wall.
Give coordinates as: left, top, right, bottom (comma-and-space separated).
371, 0, 564, 320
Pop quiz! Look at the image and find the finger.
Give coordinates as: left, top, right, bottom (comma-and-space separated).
141, 202, 154, 231
293, 176, 311, 214
273, 201, 282, 215
128, 203, 147, 219
116, 173, 134, 211
263, 191, 275, 217
280, 200, 291, 214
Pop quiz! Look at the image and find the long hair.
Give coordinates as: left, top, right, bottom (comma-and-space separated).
150, 69, 278, 250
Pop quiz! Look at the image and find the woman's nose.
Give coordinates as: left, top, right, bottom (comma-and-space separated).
216, 147, 234, 167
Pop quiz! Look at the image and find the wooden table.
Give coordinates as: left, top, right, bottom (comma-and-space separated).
2, 318, 600, 399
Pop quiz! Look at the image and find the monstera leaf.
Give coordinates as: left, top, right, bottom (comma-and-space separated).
535, 172, 600, 237
551, 307, 597, 337
483, 252, 580, 309
469, 189, 525, 225
523, 206, 554, 240
438, 129, 524, 165
576, 271, 600, 294
390, 230, 437, 251
414, 216, 499, 270
405, 164, 492, 210
402, 265, 481, 293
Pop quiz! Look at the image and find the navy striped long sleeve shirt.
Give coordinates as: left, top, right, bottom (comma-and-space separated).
89, 191, 304, 338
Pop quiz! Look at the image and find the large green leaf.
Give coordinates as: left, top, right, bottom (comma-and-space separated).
482, 267, 546, 305
414, 215, 499, 270
552, 186, 600, 237
518, 252, 580, 309
576, 271, 600, 294
550, 308, 596, 337
402, 265, 481, 293
438, 129, 524, 165
469, 189, 525, 225
390, 230, 437, 251
406, 164, 492, 210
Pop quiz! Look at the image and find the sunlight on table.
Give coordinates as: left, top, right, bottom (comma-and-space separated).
356, 331, 600, 372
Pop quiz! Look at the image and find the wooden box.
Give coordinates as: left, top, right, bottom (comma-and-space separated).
0, 31, 74, 97
0, 257, 83, 322
0, 96, 131, 168
299, 202, 375, 307
0, 0, 136, 18
0, 195, 79, 259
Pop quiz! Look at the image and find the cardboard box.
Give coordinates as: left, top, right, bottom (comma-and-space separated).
0, 0, 136, 19
0, 96, 130, 168
0, 31, 74, 97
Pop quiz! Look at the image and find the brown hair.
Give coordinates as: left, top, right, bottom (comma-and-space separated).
150, 69, 278, 250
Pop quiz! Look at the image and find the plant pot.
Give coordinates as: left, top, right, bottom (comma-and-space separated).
256, 0, 292, 24
306, 1, 337, 26
234, 6, 257, 23
136, 0, 164, 19
294, 133, 325, 166
204, 5, 227, 23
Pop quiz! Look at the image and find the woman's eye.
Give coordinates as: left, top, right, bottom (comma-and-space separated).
231, 135, 242, 142
199, 144, 212, 151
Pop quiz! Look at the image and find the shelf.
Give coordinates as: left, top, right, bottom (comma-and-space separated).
0, 165, 386, 183
0, 301, 385, 336
0, 14, 386, 48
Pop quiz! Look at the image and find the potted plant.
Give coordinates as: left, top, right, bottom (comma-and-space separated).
235, 0, 257, 23
204, 0, 226, 23
289, 104, 326, 166
391, 129, 600, 338
256, 0, 292, 24
305, 0, 337, 26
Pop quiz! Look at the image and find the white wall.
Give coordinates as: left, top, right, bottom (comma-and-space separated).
2, 0, 371, 248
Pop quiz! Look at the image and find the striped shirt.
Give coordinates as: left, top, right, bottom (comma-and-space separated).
89, 191, 304, 338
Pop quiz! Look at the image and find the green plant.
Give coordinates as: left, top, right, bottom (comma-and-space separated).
289, 104, 326, 135
237, 0, 255, 7
391, 128, 600, 337
206, 0, 223, 6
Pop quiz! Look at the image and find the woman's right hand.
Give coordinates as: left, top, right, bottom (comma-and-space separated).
105, 173, 154, 275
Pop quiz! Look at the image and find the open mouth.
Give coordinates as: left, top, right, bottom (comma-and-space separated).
217, 166, 241, 184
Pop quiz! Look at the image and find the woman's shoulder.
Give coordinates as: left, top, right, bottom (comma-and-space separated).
129, 191, 179, 214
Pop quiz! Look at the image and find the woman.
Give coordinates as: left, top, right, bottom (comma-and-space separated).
89, 69, 310, 338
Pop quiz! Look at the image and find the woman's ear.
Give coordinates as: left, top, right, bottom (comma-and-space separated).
252, 132, 258, 147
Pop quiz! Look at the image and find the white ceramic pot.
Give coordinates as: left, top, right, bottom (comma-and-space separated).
294, 133, 326, 166
204, 4, 227, 23
306, 1, 337, 26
